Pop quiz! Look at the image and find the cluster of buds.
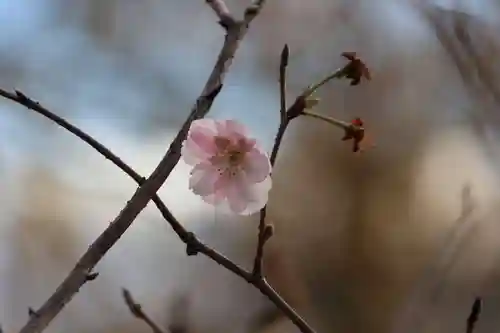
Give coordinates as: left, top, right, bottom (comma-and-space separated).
292, 52, 371, 153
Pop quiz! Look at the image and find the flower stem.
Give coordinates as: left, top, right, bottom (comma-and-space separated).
305, 67, 344, 96
302, 110, 350, 130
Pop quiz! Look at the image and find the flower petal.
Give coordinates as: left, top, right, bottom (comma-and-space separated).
216, 119, 248, 139
191, 118, 217, 133
239, 176, 272, 215
242, 147, 271, 183
224, 172, 271, 215
181, 119, 219, 165
181, 139, 210, 165
224, 173, 253, 214
238, 137, 256, 153
189, 119, 218, 152
226, 187, 249, 214
189, 129, 217, 155
201, 191, 226, 206
189, 163, 221, 196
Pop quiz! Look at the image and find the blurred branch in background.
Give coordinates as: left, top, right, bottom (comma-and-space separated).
393, 184, 478, 333
466, 297, 482, 333
418, 1, 500, 153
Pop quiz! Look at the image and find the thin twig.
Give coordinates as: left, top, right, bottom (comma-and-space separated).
301, 110, 351, 130
466, 297, 482, 333
14, 1, 268, 332
252, 44, 290, 280
0, 89, 196, 249
306, 69, 345, 94
122, 288, 169, 333
251, 50, 370, 280
279, 44, 289, 120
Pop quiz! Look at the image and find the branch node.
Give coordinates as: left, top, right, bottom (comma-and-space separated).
122, 288, 142, 318
185, 232, 200, 256
286, 95, 307, 120
263, 223, 274, 242
122, 288, 169, 333
28, 308, 39, 318
205, 0, 236, 30
218, 16, 237, 30
244, 0, 266, 23
85, 271, 99, 281
204, 83, 224, 101
15, 90, 27, 100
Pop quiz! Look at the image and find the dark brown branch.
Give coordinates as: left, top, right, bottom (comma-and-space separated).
252, 44, 290, 279
466, 297, 482, 333
279, 44, 289, 120
122, 288, 169, 333
14, 1, 268, 332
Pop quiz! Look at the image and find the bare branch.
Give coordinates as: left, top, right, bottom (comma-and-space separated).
251, 48, 371, 279
1, 88, 316, 333
205, 0, 235, 29
122, 288, 169, 333
2, 2, 321, 332
4, 42, 372, 333
14, 1, 268, 332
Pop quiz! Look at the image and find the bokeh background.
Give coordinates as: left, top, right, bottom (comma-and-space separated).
1, 0, 500, 333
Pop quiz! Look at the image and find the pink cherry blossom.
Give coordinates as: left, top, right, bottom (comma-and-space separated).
181, 119, 272, 215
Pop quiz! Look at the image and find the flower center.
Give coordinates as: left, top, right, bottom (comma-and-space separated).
227, 150, 244, 166
211, 136, 248, 176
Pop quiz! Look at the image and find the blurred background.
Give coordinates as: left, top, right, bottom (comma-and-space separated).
1, 0, 500, 332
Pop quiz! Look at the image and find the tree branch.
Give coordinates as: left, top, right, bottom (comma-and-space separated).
122, 288, 169, 333
1, 86, 316, 333
13, 1, 268, 332
5, 45, 366, 333
205, 0, 236, 29
252, 44, 290, 280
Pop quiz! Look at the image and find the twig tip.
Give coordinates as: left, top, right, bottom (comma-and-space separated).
280, 44, 290, 67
